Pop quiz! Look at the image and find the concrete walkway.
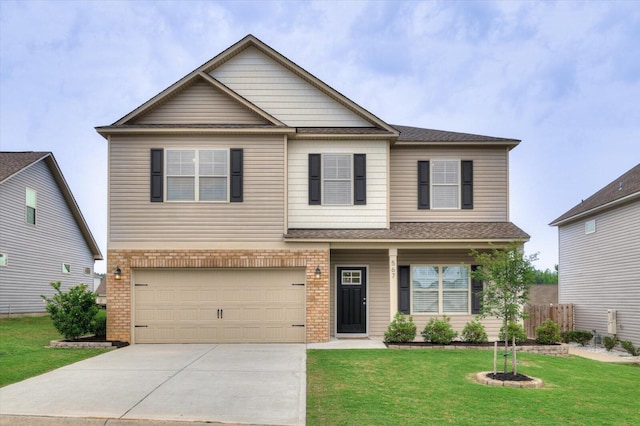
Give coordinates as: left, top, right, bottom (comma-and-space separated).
568, 346, 640, 363
0, 344, 306, 426
307, 338, 387, 350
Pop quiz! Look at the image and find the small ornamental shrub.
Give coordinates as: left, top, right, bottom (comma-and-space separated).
571, 330, 594, 346
421, 315, 458, 344
499, 322, 527, 344
535, 319, 562, 344
93, 310, 107, 338
620, 340, 640, 356
603, 336, 619, 351
384, 312, 417, 343
41, 282, 98, 340
461, 319, 488, 343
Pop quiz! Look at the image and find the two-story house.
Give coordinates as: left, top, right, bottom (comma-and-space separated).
97, 35, 528, 344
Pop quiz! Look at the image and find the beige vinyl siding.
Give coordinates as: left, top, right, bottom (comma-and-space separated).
390, 146, 509, 222
210, 46, 371, 127
330, 250, 389, 338
558, 199, 640, 345
398, 249, 503, 341
109, 134, 284, 243
0, 161, 95, 314
132, 78, 268, 125
287, 140, 388, 228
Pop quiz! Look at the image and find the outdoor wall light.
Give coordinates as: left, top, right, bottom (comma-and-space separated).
114, 266, 122, 280
314, 266, 321, 279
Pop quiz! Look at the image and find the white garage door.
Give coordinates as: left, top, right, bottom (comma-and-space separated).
133, 268, 306, 343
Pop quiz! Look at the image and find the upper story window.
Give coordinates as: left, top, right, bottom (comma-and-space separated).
418, 160, 473, 210
585, 219, 596, 234
26, 188, 37, 225
166, 149, 228, 202
308, 153, 366, 206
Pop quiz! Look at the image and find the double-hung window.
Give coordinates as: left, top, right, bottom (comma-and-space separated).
412, 265, 469, 314
166, 149, 228, 202
26, 188, 37, 225
432, 160, 459, 209
323, 154, 352, 205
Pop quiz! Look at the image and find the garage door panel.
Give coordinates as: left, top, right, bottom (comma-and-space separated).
134, 268, 306, 343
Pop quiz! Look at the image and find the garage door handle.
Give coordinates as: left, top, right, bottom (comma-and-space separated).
292, 324, 305, 327
217, 309, 223, 319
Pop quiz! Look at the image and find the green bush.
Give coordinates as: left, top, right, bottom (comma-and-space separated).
41, 282, 98, 340
461, 319, 488, 343
561, 331, 572, 343
620, 340, 640, 356
535, 319, 561, 344
421, 315, 458, 344
571, 330, 594, 346
498, 322, 527, 344
93, 310, 107, 338
384, 312, 417, 343
603, 336, 619, 351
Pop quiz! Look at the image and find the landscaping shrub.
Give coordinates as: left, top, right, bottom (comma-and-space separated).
603, 336, 619, 351
561, 331, 572, 343
421, 315, 458, 344
41, 282, 98, 340
571, 330, 594, 346
93, 310, 107, 338
384, 312, 417, 343
461, 319, 488, 343
620, 340, 640, 356
498, 322, 527, 344
535, 319, 562, 344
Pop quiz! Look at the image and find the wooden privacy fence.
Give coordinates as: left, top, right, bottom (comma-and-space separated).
524, 303, 574, 339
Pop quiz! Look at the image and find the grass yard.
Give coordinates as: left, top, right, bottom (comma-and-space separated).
307, 349, 640, 425
0, 315, 109, 387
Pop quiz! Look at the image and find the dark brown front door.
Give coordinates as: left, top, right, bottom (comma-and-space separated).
337, 267, 367, 333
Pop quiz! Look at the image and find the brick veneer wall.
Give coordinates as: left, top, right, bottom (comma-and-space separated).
107, 249, 330, 343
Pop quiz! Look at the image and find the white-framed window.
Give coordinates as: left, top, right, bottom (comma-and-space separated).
323, 154, 352, 205
166, 149, 228, 202
432, 160, 459, 209
412, 265, 469, 314
341, 270, 362, 285
585, 219, 596, 234
62, 263, 71, 274
84, 267, 91, 276
0, 253, 7, 267
26, 187, 37, 225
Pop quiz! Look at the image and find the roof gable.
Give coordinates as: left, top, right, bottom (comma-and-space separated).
0, 151, 103, 260
551, 163, 640, 225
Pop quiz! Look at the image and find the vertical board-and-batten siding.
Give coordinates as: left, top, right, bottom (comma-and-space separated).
558, 199, 640, 345
210, 46, 372, 127
0, 161, 95, 314
132, 78, 269, 125
109, 135, 285, 244
390, 146, 509, 222
287, 140, 387, 228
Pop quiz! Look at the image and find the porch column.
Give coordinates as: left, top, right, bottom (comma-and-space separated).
389, 248, 398, 321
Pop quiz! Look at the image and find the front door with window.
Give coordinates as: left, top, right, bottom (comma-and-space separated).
337, 267, 367, 333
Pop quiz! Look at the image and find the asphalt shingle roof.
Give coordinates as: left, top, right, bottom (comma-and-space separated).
0, 152, 50, 183
392, 125, 520, 143
551, 163, 640, 225
285, 222, 529, 241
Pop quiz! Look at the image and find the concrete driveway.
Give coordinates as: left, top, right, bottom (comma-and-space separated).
0, 344, 306, 426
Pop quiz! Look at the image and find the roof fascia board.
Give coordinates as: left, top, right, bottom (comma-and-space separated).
394, 140, 520, 149
0, 153, 50, 185
291, 132, 395, 141
550, 191, 640, 227
283, 237, 529, 244
96, 126, 296, 137
43, 156, 103, 260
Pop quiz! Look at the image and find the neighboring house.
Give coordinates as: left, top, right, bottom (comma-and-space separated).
528, 284, 558, 306
95, 279, 106, 307
0, 152, 103, 314
97, 35, 529, 344
551, 163, 640, 345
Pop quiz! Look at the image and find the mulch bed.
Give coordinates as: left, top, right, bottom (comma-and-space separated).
486, 372, 533, 382
387, 339, 560, 348
62, 335, 129, 348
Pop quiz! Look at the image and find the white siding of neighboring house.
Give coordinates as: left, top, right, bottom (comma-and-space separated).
210, 46, 372, 127
109, 134, 286, 245
0, 161, 95, 314
558, 199, 640, 346
390, 146, 509, 222
287, 140, 388, 229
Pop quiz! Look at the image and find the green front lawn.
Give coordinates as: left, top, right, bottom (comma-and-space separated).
0, 316, 109, 387
307, 349, 640, 425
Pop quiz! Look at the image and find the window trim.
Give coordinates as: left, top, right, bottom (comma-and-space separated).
165, 148, 230, 203
26, 187, 37, 225
430, 159, 461, 210
411, 264, 471, 315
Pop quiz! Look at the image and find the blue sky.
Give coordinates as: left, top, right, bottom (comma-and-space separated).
1, 0, 639, 274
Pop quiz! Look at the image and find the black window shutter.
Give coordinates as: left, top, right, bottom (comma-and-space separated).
461, 160, 473, 209
471, 265, 483, 314
308, 154, 321, 205
418, 161, 430, 209
230, 148, 243, 202
353, 154, 366, 205
398, 265, 411, 314
150, 149, 163, 202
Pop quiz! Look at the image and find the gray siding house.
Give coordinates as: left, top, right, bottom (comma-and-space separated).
551, 163, 640, 346
0, 152, 103, 314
